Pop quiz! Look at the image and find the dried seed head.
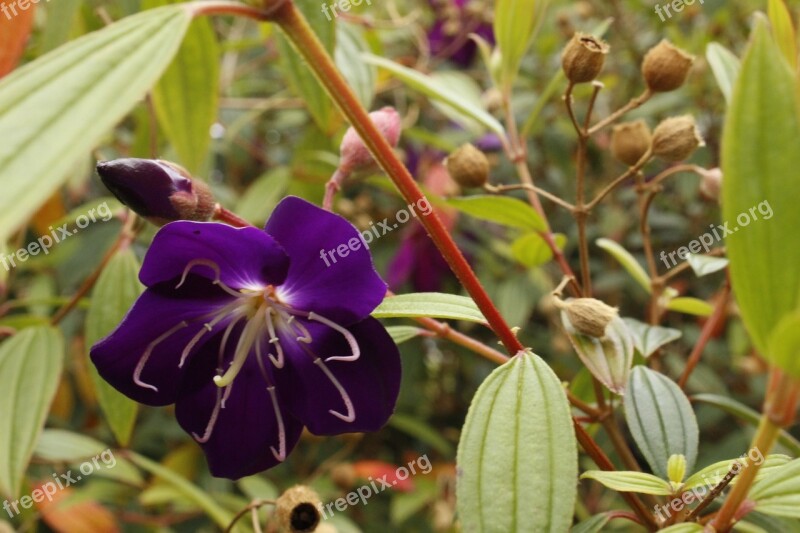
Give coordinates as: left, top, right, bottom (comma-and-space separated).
445, 144, 490, 188
339, 107, 402, 174
561, 32, 609, 84
275, 485, 322, 533
610, 120, 652, 166
641, 40, 695, 92
652, 115, 705, 162
556, 297, 618, 338
698, 167, 723, 202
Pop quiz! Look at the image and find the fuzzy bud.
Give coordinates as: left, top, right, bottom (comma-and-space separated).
698, 167, 723, 201
274, 485, 322, 533
556, 297, 618, 338
96, 158, 215, 226
641, 40, 695, 92
561, 33, 609, 84
339, 107, 401, 174
667, 454, 687, 485
652, 115, 704, 162
445, 144, 490, 188
610, 120, 652, 166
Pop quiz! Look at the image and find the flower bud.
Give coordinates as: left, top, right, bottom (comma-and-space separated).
274, 485, 322, 533
555, 297, 618, 338
445, 143, 490, 188
651, 115, 704, 162
610, 120, 652, 166
667, 454, 687, 485
339, 107, 401, 174
96, 158, 215, 225
561, 32, 609, 84
641, 40, 695, 92
698, 167, 723, 201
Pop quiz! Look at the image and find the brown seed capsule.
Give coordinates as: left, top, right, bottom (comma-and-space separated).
652, 115, 705, 162
561, 32, 609, 84
275, 485, 322, 533
445, 144, 490, 188
610, 120, 652, 166
555, 297, 618, 338
641, 40, 695, 92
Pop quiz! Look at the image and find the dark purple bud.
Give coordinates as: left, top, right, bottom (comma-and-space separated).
96, 158, 215, 225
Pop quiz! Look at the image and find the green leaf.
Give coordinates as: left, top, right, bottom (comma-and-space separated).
691, 394, 800, 455
389, 414, 454, 457
149, 0, 220, 174
361, 54, 506, 137
493, 0, 548, 89
39, 0, 84, 52
391, 478, 438, 525
336, 24, 375, 109
580, 470, 672, 496
596, 238, 651, 293
35, 429, 107, 462
624, 366, 699, 479
127, 452, 235, 530
511, 232, 567, 268
571, 513, 612, 533
665, 297, 714, 317
372, 293, 486, 324
235, 167, 290, 226
446, 195, 546, 232
86, 247, 144, 445
456, 351, 577, 532
706, 42, 741, 104
622, 318, 682, 358
768, 313, 800, 378
385, 326, 426, 345
0, 326, 64, 498
429, 71, 489, 134
562, 313, 634, 395
768, 0, 798, 70
685, 454, 791, 490
686, 253, 729, 277
722, 16, 800, 359
660, 525, 704, 533
0, 5, 193, 245
751, 459, 800, 517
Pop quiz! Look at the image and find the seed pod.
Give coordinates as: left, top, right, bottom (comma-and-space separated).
339, 107, 401, 174
96, 158, 215, 226
555, 297, 618, 338
610, 120, 652, 166
274, 485, 322, 533
652, 115, 704, 162
561, 32, 609, 84
445, 143, 490, 188
641, 40, 695, 92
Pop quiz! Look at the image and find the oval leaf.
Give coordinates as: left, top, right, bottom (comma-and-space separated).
750, 458, 800, 518
494, 0, 548, 88
624, 366, 699, 479
372, 293, 486, 324
563, 313, 634, 395
456, 350, 577, 532
622, 318, 682, 358
580, 470, 672, 496
596, 238, 651, 293
665, 297, 714, 317
706, 42, 741, 104
686, 253, 729, 277
447, 195, 546, 232
0, 326, 64, 498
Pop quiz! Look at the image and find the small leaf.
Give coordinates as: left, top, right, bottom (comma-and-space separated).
686, 253, 729, 277
684, 454, 791, 490
659, 525, 704, 533
429, 71, 488, 134
0, 5, 193, 245
750, 459, 800, 517
511, 232, 567, 268
0, 326, 64, 498
446, 195, 546, 232
665, 297, 714, 317
456, 351, 577, 532
768, 0, 798, 70
235, 167, 290, 225
372, 293, 486, 324
86, 248, 144, 445
362, 54, 506, 136
596, 238, 651, 293
706, 43, 741, 104
622, 318, 682, 358
571, 513, 612, 533
580, 470, 672, 496
336, 24, 375, 109
562, 314, 634, 395
35, 429, 108, 462
624, 366, 699, 479
385, 326, 427, 345
493, 0, 548, 89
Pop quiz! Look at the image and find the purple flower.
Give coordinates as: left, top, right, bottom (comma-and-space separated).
91, 197, 401, 479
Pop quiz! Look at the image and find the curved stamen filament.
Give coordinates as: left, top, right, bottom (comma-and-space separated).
134, 321, 188, 391
218, 313, 246, 365
214, 307, 264, 388
179, 301, 245, 368
308, 312, 360, 362
267, 386, 288, 462
265, 309, 285, 369
192, 384, 225, 443
312, 355, 356, 423
176, 258, 244, 299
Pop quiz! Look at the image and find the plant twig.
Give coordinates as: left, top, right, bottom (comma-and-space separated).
678, 279, 730, 389
588, 89, 652, 135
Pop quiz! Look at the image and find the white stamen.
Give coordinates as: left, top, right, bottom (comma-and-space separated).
218, 312, 245, 365
213, 307, 264, 388
175, 258, 243, 298
267, 386, 288, 461
192, 385, 224, 443
308, 311, 360, 362
134, 321, 188, 391
179, 303, 244, 368
313, 357, 356, 423
265, 309, 285, 368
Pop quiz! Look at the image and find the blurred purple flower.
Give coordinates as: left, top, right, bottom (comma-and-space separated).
428, 0, 494, 66
91, 197, 401, 479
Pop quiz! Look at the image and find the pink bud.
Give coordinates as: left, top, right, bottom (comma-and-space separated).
339, 107, 401, 174
698, 167, 723, 201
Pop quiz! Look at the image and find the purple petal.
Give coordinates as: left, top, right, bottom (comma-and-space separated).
265, 196, 386, 323
90, 285, 236, 406
175, 343, 304, 479
276, 318, 401, 436
140, 221, 289, 290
